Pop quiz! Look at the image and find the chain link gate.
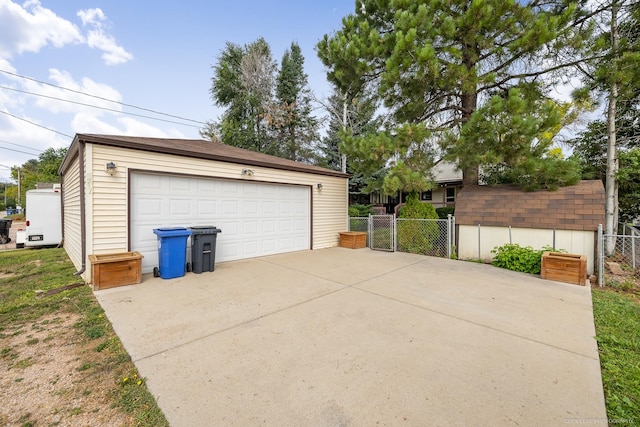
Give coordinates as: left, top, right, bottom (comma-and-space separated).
369, 214, 395, 251
349, 215, 455, 258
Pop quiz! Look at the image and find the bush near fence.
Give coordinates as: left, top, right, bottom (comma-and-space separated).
397, 194, 441, 255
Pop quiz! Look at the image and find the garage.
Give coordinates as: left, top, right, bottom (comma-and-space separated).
130, 172, 310, 273
58, 134, 348, 282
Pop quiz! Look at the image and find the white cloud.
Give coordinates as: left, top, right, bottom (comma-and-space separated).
77, 7, 133, 65
117, 117, 185, 138
0, 0, 83, 58
76, 8, 105, 26
0, 1, 132, 66
21, 68, 124, 114
70, 112, 185, 139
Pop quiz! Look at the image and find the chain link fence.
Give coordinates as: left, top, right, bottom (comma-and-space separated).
348, 215, 455, 258
597, 224, 640, 286
396, 218, 450, 257
602, 224, 640, 269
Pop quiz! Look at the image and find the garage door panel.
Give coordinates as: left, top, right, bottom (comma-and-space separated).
131, 173, 310, 273
135, 197, 162, 216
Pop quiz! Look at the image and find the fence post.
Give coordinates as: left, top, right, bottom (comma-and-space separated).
452, 215, 456, 258
478, 224, 481, 261
393, 214, 397, 252
509, 226, 512, 244
447, 214, 452, 259
632, 227, 636, 270
368, 214, 372, 249
598, 224, 604, 287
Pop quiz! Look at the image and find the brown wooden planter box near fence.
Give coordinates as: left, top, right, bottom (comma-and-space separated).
541, 252, 587, 286
89, 252, 144, 290
339, 232, 367, 249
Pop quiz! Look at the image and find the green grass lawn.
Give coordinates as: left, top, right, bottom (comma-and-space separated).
0, 248, 167, 426
592, 287, 640, 423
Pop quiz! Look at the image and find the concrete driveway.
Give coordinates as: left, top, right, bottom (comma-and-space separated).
96, 248, 606, 426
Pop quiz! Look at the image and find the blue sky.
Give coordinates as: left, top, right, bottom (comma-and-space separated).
0, 0, 353, 183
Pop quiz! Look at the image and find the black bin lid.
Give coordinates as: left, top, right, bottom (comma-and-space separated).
189, 226, 221, 234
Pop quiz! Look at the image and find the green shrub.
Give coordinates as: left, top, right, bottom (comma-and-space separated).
435, 206, 455, 219
348, 204, 374, 217
491, 244, 560, 274
397, 193, 440, 255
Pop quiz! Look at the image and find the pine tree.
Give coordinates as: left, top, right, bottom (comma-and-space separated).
317, 0, 588, 193
274, 42, 319, 163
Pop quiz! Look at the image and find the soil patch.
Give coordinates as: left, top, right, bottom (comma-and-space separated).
0, 312, 130, 426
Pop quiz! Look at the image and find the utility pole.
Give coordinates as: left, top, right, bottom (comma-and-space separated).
17, 167, 21, 208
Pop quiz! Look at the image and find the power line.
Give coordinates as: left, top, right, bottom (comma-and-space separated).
0, 110, 72, 138
0, 85, 202, 129
0, 68, 208, 125
0, 145, 43, 156
0, 139, 43, 154
0, 147, 42, 156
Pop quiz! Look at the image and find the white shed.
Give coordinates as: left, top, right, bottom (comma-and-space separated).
58, 134, 349, 281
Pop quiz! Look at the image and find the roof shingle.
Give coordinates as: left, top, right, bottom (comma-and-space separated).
455, 181, 605, 231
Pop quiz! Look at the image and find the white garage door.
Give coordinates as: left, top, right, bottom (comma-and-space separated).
130, 172, 310, 273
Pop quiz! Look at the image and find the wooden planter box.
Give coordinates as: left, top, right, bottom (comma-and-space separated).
541, 252, 587, 286
89, 252, 144, 290
339, 231, 367, 249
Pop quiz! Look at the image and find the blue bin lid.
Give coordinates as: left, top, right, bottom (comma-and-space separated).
153, 227, 193, 237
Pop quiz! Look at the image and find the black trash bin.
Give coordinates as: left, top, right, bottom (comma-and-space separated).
189, 226, 222, 273
0, 219, 12, 244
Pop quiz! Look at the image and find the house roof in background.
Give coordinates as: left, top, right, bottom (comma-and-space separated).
59, 134, 349, 178
432, 161, 463, 184
455, 180, 605, 231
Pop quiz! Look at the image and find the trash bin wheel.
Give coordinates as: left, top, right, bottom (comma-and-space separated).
186, 262, 191, 273
153, 267, 160, 278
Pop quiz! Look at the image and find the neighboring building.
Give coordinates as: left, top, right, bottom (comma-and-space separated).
369, 161, 464, 214
58, 134, 349, 281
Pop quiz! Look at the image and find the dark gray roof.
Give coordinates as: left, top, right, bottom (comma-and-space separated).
59, 134, 348, 178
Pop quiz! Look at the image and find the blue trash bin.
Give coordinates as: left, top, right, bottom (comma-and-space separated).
152, 227, 192, 279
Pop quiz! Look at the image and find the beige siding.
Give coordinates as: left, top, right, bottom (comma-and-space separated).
458, 224, 596, 274
88, 144, 348, 255
62, 154, 82, 271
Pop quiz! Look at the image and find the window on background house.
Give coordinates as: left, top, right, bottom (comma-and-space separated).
421, 190, 432, 201
446, 187, 455, 203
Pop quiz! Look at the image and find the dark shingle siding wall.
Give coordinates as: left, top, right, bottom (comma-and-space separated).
455, 180, 605, 231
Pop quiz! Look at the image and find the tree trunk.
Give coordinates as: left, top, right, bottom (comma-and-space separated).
341, 96, 348, 173
605, 1, 619, 255
461, 86, 479, 186
461, 38, 479, 186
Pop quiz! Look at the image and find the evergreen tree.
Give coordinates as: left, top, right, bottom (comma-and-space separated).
275, 43, 319, 162
317, 0, 588, 193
